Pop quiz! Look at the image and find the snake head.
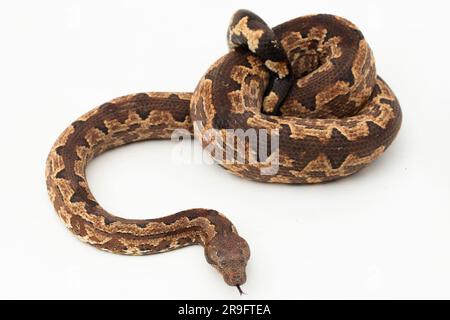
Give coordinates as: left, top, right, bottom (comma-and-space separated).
205, 232, 251, 287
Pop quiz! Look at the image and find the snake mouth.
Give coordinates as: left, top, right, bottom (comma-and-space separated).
223, 269, 247, 286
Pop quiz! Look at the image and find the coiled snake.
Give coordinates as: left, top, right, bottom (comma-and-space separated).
46, 10, 402, 293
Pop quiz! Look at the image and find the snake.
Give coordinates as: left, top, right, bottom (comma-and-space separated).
46, 10, 402, 294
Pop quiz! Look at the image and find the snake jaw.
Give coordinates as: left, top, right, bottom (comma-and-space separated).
222, 264, 247, 286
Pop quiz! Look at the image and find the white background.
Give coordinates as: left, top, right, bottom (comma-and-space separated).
1, 0, 449, 299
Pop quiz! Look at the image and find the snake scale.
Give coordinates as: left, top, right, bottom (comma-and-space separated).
46, 10, 402, 293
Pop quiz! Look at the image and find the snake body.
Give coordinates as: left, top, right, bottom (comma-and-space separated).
46, 10, 402, 292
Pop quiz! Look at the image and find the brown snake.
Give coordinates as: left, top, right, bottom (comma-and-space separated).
46, 10, 402, 293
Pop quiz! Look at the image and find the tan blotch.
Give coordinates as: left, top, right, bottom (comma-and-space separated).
265, 60, 290, 78
229, 16, 264, 52
262, 92, 279, 114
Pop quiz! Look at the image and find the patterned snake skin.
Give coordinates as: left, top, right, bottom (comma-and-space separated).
46, 10, 402, 293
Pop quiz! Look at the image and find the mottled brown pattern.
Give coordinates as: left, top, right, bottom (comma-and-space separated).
192, 12, 401, 184
46, 10, 401, 291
